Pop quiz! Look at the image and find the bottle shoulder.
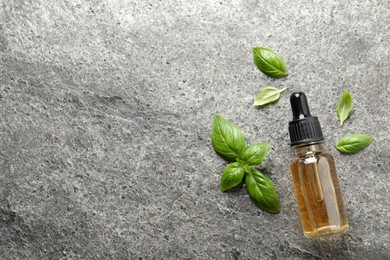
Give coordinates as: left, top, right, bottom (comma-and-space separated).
290, 151, 335, 166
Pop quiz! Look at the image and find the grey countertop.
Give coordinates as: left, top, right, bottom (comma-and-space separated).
0, 0, 389, 259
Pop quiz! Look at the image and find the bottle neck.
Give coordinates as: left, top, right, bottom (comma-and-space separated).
293, 142, 324, 157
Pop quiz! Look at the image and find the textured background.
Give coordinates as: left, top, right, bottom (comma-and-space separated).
0, 0, 389, 259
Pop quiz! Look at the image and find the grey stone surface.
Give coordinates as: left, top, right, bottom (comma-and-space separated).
0, 0, 389, 259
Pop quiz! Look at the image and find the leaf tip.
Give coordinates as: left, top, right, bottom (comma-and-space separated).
213, 114, 221, 119
261, 202, 280, 214
252, 47, 261, 55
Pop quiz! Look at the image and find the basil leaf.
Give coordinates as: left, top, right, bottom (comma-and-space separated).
242, 164, 252, 174
253, 47, 288, 78
253, 87, 287, 107
336, 134, 373, 154
245, 169, 280, 214
241, 142, 270, 165
212, 115, 246, 161
337, 90, 354, 126
236, 158, 246, 167
220, 162, 245, 192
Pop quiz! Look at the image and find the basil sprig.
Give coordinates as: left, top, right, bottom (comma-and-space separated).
253, 47, 288, 78
337, 90, 354, 126
336, 134, 373, 154
211, 115, 280, 214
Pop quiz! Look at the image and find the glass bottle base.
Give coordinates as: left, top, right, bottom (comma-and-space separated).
304, 224, 349, 238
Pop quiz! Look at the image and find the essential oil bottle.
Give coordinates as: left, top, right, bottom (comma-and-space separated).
288, 92, 349, 238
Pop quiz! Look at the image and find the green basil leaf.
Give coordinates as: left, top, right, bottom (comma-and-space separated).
253, 47, 288, 78
245, 169, 280, 214
337, 90, 354, 126
212, 115, 246, 161
241, 142, 270, 165
253, 87, 287, 107
242, 164, 252, 174
236, 158, 245, 167
336, 134, 373, 154
220, 162, 245, 192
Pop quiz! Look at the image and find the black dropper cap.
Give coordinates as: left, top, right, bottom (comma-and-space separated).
288, 92, 324, 146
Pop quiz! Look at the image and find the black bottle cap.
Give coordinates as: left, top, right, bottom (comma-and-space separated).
288, 92, 324, 146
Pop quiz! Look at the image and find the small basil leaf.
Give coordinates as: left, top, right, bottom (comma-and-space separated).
212, 115, 246, 161
337, 90, 354, 126
253, 47, 288, 78
236, 158, 245, 166
241, 142, 270, 165
220, 162, 245, 192
243, 164, 252, 174
253, 87, 287, 107
245, 169, 280, 214
336, 134, 373, 154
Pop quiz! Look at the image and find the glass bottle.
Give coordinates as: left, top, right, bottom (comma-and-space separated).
288, 92, 349, 238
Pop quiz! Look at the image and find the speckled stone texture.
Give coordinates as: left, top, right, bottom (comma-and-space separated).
0, 0, 389, 259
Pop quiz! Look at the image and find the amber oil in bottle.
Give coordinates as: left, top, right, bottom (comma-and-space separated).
288, 92, 349, 238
